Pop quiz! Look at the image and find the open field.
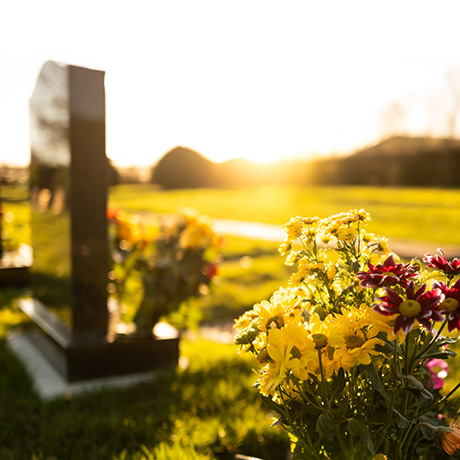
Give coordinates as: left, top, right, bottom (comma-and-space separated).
4, 183, 460, 245
109, 184, 460, 246
3, 183, 460, 322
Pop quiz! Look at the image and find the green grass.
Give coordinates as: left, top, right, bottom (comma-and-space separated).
3, 184, 460, 458
195, 250, 293, 322
0, 201, 31, 250
109, 184, 460, 245
4, 184, 460, 323
0, 290, 289, 460
4, 184, 460, 247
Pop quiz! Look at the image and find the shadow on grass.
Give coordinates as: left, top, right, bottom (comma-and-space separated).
0, 337, 289, 460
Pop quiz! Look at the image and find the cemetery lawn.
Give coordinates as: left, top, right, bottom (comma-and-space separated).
109, 184, 460, 246
5, 183, 460, 326
0, 289, 290, 459
2, 184, 460, 457
109, 184, 460, 323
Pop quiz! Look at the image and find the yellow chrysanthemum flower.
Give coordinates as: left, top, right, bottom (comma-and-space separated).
254, 290, 302, 333
338, 303, 373, 331
308, 313, 345, 349
366, 252, 383, 267
253, 332, 268, 355
115, 210, 145, 246
179, 217, 218, 249
258, 360, 287, 397
285, 250, 301, 266
267, 323, 316, 381
333, 327, 383, 370
307, 313, 345, 379
234, 309, 258, 331
361, 230, 376, 244
288, 271, 307, 286
378, 237, 391, 255
337, 227, 359, 242
279, 240, 292, 257
318, 231, 334, 245
284, 216, 305, 242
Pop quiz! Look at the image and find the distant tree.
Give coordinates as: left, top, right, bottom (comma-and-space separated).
308, 136, 460, 187
117, 167, 146, 184
107, 159, 122, 186
151, 146, 217, 189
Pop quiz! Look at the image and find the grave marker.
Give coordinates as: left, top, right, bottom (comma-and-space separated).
20, 61, 178, 384
0, 185, 31, 286
29, 60, 108, 342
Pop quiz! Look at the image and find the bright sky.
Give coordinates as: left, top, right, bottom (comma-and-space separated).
1, 1, 460, 167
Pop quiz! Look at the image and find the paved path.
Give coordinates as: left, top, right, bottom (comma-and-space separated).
212, 218, 460, 260
198, 218, 460, 344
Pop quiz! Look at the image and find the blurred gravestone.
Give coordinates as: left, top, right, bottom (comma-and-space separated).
0, 193, 3, 260
29, 60, 108, 342
20, 60, 178, 384
0, 186, 31, 286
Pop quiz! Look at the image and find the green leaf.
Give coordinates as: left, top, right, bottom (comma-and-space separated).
260, 395, 283, 413
291, 441, 307, 460
316, 412, 335, 441
330, 367, 346, 401
393, 409, 409, 428
365, 364, 386, 400
352, 260, 361, 273
398, 374, 433, 400
427, 349, 456, 359
420, 423, 435, 440
347, 418, 375, 455
270, 416, 287, 428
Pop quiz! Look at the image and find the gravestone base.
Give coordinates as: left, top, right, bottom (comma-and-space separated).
17, 298, 179, 383
7, 331, 179, 400
0, 246, 32, 287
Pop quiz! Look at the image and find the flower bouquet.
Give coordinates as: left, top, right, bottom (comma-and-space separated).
234, 209, 460, 459
109, 208, 221, 336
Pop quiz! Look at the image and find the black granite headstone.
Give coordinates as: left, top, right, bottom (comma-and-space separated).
24, 61, 178, 382
0, 193, 3, 260
29, 60, 108, 341
0, 185, 30, 286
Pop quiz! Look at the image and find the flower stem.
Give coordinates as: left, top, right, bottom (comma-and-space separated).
410, 379, 460, 420
317, 350, 349, 458
414, 319, 448, 362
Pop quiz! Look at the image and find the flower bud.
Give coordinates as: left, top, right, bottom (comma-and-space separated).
312, 333, 328, 349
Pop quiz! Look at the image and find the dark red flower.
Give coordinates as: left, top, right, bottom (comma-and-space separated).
423, 249, 460, 277
433, 278, 460, 332
204, 262, 219, 280
106, 207, 119, 220
373, 281, 445, 335
356, 254, 418, 289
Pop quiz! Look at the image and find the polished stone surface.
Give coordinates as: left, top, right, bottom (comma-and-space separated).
17, 297, 179, 383
0, 245, 31, 287
26, 61, 179, 384
7, 331, 164, 400
29, 61, 109, 342
0, 186, 31, 286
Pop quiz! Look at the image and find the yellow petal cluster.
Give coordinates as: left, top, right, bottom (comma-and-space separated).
254, 290, 303, 333
114, 210, 145, 246
178, 214, 220, 250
